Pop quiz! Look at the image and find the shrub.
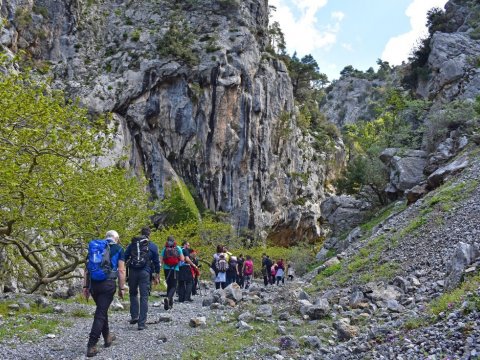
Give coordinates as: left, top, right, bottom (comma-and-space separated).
424, 100, 479, 152
157, 18, 198, 66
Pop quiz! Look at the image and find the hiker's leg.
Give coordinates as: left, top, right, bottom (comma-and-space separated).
88, 280, 115, 347
166, 269, 177, 302
215, 281, 220, 289
138, 270, 150, 327
128, 270, 140, 321
185, 277, 193, 301
177, 280, 185, 302
101, 282, 115, 339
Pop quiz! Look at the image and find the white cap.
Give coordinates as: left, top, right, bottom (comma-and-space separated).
105, 230, 119, 241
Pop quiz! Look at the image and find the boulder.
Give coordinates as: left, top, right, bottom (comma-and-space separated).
380, 148, 427, 194
334, 319, 359, 341
306, 298, 330, 320
427, 156, 469, 189
320, 196, 372, 236
224, 282, 243, 302
189, 316, 207, 328
445, 242, 480, 290
256, 304, 273, 317
405, 183, 429, 204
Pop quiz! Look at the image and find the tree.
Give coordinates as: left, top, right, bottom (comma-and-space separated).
0, 60, 152, 292
268, 21, 286, 55
287, 53, 328, 102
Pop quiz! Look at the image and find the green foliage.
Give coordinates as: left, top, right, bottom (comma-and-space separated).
424, 100, 479, 152
15, 7, 32, 28
184, 318, 277, 359
429, 275, 480, 315
403, 316, 429, 330
0, 58, 152, 292
337, 89, 425, 204
159, 180, 200, 225
131, 29, 141, 42
320, 262, 341, 277
157, 16, 198, 66
422, 180, 478, 212
0, 301, 60, 341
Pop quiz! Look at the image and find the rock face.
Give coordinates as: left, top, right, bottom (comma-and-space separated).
320, 195, 372, 236
0, 0, 342, 240
379, 148, 428, 198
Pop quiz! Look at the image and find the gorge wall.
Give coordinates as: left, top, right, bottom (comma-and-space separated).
0, 0, 344, 242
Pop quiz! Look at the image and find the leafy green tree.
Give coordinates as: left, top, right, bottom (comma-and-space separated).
0, 60, 152, 292
268, 21, 286, 55
158, 179, 200, 225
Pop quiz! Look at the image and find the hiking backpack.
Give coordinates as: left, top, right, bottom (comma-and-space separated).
87, 239, 119, 281
129, 236, 150, 268
228, 256, 238, 272
163, 240, 181, 266
216, 253, 228, 272
244, 260, 253, 276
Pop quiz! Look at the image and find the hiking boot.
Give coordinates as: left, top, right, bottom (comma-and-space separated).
163, 298, 169, 311
86, 346, 98, 357
169, 297, 173, 307
104, 333, 116, 348
137, 324, 148, 330
129, 318, 138, 324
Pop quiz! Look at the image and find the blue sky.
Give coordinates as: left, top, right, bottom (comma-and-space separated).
269, 0, 448, 81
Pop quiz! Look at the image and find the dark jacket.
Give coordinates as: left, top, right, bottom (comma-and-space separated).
125, 240, 160, 274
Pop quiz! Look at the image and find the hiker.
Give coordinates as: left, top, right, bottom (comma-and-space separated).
236, 254, 245, 288
160, 235, 184, 310
275, 258, 285, 285
125, 227, 160, 330
271, 262, 278, 283
212, 245, 228, 289
223, 246, 235, 286
177, 241, 199, 302
190, 250, 201, 295
261, 254, 274, 286
287, 261, 295, 281
83, 230, 125, 357
243, 255, 254, 289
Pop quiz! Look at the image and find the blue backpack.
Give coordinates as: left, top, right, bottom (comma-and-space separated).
87, 239, 119, 281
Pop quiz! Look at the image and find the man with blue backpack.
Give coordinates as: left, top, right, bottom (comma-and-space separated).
83, 230, 126, 358
125, 227, 160, 330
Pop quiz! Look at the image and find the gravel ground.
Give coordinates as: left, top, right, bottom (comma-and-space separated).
1, 291, 213, 360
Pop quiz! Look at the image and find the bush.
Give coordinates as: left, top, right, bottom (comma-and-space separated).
424, 100, 479, 152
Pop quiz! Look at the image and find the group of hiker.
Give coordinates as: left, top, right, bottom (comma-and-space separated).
261, 253, 295, 286
81, 228, 294, 357
211, 245, 254, 290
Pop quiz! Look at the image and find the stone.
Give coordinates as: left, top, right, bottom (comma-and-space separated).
306, 298, 330, 320
158, 314, 172, 322
334, 319, 359, 341
445, 242, 480, 290
238, 311, 254, 322
224, 282, 243, 302
110, 297, 124, 311
427, 156, 469, 189
256, 304, 273, 317
189, 316, 207, 328
236, 320, 253, 331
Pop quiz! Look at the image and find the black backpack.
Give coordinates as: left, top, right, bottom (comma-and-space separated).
129, 236, 150, 269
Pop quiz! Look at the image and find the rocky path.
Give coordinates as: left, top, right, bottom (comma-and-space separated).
1, 289, 218, 360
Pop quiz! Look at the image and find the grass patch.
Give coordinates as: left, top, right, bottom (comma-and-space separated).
0, 300, 61, 341
429, 274, 480, 316
360, 201, 407, 234
70, 308, 90, 318
403, 316, 429, 330
183, 319, 278, 359
423, 180, 478, 212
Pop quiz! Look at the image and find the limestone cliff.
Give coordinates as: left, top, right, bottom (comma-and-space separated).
0, 0, 341, 241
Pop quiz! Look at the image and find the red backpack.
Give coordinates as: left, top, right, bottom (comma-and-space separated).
163, 240, 180, 266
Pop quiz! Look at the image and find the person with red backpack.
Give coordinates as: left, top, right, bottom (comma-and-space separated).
177, 241, 199, 303
160, 235, 184, 310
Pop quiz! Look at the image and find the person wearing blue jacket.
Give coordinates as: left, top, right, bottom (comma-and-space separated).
125, 227, 160, 330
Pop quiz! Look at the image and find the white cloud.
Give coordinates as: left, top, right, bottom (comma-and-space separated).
381, 0, 448, 65
341, 43, 353, 52
270, 0, 343, 55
